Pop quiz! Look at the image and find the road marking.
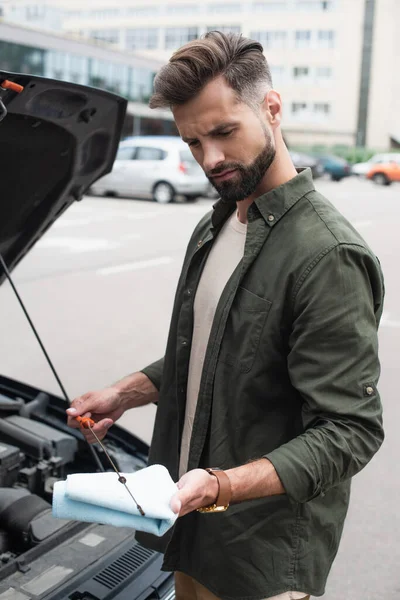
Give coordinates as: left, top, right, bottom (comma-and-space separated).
125, 211, 170, 220
36, 237, 120, 253
54, 210, 169, 228
97, 256, 173, 276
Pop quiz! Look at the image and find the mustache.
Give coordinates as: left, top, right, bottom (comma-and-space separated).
207, 163, 243, 178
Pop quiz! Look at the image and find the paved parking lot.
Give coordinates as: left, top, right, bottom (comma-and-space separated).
0, 175, 399, 599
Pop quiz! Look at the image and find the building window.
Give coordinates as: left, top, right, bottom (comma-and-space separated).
127, 6, 160, 16
26, 5, 42, 20
207, 25, 242, 34
165, 27, 199, 49
295, 0, 335, 9
293, 66, 310, 80
314, 102, 330, 116
318, 30, 335, 48
166, 4, 200, 14
270, 65, 285, 83
250, 31, 287, 49
126, 28, 159, 50
208, 3, 242, 13
291, 102, 309, 119
130, 67, 154, 102
89, 9, 120, 19
295, 30, 312, 48
252, 1, 287, 10
316, 66, 333, 80
89, 30, 120, 44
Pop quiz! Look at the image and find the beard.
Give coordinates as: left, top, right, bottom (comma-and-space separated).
206, 137, 276, 205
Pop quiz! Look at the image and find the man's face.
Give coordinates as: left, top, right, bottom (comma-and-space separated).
173, 76, 276, 204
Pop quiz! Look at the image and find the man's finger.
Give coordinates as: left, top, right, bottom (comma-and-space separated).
91, 418, 114, 433
66, 394, 93, 418
82, 419, 114, 444
170, 494, 182, 515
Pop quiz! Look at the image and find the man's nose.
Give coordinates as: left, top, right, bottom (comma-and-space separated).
203, 145, 225, 174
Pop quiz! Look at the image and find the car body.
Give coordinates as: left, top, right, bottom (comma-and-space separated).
289, 151, 324, 180
0, 70, 174, 600
315, 155, 351, 181
90, 136, 210, 203
366, 158, 400, 185
352, 152, 400, 176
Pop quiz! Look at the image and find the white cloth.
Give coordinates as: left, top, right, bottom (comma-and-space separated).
52, 464, 178, 536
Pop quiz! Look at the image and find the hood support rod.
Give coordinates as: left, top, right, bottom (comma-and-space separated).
0, 253, 104, 472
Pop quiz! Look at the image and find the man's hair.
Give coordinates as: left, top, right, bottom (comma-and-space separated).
149, 31, 272, 110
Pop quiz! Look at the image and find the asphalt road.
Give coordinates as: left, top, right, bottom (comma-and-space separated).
0, 176, 399, 599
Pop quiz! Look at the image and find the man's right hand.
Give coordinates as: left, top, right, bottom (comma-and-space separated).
66, 387, 125, 444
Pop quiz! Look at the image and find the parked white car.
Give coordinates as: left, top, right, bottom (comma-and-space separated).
352, 153, 400, 176
89, 136, 209, 203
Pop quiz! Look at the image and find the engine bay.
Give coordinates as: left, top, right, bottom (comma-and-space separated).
0, 377, 148, 570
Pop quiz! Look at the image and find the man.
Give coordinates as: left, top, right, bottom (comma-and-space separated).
67, 32, 384, 600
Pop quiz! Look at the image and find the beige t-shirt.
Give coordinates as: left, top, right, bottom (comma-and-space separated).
179, 210, 247, 478
179, 211, 306, 600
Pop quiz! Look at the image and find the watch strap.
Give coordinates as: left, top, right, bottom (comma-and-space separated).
205, 468, 232, 507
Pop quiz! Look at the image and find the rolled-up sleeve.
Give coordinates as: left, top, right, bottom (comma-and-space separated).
266, 243, 385, 503
141, 357, 165, 391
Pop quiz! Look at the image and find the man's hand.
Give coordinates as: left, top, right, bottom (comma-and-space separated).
66, 372, 159, 444
170, 469, 219, 517
66, 387, 124, 443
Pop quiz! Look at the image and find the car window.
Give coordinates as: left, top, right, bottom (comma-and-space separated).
116, 146, 135, 161
135, 147, 166, 161
180, 149, 197, 163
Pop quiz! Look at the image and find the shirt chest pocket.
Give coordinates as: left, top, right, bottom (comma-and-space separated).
218, 287, 272, 373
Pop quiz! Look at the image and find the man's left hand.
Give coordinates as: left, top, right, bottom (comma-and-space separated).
170, 469, 219, 517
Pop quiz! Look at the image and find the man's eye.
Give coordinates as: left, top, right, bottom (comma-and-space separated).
189, 140, 199, 147
219, 130, 234, 137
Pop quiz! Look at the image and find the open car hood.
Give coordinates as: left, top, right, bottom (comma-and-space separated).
0, 71, 127, 285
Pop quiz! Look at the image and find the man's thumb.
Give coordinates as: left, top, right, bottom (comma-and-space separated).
67, 401, 87, 416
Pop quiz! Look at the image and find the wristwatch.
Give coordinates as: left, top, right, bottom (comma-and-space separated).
197, 468, 232, 513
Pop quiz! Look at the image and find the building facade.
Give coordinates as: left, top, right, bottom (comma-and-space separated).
0, 20, 177, 136
1, 0, 399, 149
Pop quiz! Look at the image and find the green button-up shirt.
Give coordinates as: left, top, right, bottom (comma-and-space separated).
137, 169, 384, 599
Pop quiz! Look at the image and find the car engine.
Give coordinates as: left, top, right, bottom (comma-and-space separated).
0, 385, 148, 564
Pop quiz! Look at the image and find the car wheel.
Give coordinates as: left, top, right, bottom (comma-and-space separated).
184, 195, 199, 203
372, 173, 391, 186
153, 182, 175, 204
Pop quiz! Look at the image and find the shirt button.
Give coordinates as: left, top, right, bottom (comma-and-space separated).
187, 289, 192, 296
366, 386, 374, 395
182, 340, 188, 346
268, 214, 275, 222
197, 239, 203, 247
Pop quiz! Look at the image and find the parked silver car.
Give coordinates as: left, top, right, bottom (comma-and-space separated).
90, 136, 209, 203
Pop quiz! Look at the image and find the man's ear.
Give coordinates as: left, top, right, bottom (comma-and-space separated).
262, 90, 282, 130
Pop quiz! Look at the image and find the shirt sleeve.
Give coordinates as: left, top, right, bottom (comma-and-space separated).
265, 243, 385, 503
141, 357, 165, 392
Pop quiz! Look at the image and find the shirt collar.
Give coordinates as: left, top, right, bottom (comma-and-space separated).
211, 168, 315, 230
